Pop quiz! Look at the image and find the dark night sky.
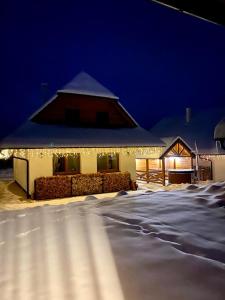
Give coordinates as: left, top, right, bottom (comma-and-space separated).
0, 0, 225, 138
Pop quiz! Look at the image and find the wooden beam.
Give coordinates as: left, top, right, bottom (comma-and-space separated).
146, 159, 149, 183
162, 158, 165, 186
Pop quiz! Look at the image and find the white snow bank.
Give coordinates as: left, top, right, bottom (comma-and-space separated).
0, 182, 225, 300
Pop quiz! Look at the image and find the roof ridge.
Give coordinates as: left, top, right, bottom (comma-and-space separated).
58, 71, 118, 99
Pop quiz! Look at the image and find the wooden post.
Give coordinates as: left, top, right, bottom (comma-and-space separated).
146, 159, 149, 183
162, 158, 165, 186
191, 157, 194, 169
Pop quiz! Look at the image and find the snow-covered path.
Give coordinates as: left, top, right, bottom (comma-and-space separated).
1, 183, 225, 300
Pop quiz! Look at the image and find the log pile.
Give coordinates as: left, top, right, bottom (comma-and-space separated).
72, 173, 103, 196
102, 172, 131, 193
35, 176, 71, 200
34, 172, 134, 200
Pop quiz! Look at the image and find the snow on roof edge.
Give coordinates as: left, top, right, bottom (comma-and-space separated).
117, 101, 139, 127
57, 89, 118, 99
159, 136, 195, 158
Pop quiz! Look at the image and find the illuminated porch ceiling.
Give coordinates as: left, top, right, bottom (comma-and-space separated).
160, 137, 195, 159
149, 0, 225, 26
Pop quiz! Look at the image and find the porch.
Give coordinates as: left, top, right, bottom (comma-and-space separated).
136, 137, 199, 185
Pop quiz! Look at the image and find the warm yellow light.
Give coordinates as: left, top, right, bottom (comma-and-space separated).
11, 147, 164, 159
201, 155, 225, 160
0, 149, 12, 160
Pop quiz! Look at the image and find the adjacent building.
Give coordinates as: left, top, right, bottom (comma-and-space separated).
149, 107, 225, 182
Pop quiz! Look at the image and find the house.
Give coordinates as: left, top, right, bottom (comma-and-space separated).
149, 107, 225, 183
0, 72, 164, 197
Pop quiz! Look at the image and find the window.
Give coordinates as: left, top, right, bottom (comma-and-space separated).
96, 111, 109, 127
53, 153, 80, 175
65, 109, 80, 126
97, 153, 119, 172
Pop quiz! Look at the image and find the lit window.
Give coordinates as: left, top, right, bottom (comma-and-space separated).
97, 153, 119, 172
53, 154, 80, 175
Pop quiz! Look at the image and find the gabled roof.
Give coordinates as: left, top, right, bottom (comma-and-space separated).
58, 71, 118, 99
150, 107, 225, 155
0, 70, 165, 149
0, 121, 165, 149
29, 71, 125, 122
159, 136, 195, 159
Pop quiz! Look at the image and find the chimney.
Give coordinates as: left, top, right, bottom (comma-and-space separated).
186, 107, 191, 123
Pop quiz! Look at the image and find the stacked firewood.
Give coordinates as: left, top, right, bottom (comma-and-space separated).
102, 172, 131, 193
72, 173, 103, 196
34, 172, 134, 200
35, 176, 71, 200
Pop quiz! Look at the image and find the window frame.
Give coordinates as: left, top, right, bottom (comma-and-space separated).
53, 153, 80, 175
97, 153, 119, 173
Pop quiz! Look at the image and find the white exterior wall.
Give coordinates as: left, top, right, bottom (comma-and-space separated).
212, 158, 225, 182
28, 155, 53, 196
12, 147, 160, 196
136, 147, 164, 159
120, 153, 136, 180
13, 158, 27, 191
80, 153, 97, 174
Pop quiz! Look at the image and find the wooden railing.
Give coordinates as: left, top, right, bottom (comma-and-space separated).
136, 169, 164, 184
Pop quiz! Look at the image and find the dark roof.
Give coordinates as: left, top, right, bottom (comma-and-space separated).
150, 107, 225, 154
150, 0, 225, 26
0, 121, 164, 149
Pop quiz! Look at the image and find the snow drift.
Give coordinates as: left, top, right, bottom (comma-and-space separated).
0, 182, 225, 300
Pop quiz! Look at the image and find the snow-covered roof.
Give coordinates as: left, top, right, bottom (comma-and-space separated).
0, 71, 162, 149
58, 71, 118, 99
0, 121, 164, 149
29, 71, 127, 122
150, 107, 225, 155
214, 118, 225, 139
159, 136, 195, 159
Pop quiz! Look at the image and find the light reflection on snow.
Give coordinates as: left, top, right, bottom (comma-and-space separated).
0, 182, 225, 299
0, 207, 125, 300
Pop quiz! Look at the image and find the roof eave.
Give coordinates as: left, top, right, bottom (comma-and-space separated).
57, 89, 119, 100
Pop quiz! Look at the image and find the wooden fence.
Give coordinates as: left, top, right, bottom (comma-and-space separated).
136, 169, 164, 184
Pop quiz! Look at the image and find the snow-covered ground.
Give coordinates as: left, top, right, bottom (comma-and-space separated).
0, 174, 194, 211
0, 182, 225, 300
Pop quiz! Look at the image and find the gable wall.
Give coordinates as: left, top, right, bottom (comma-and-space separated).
32, 94, 136, 128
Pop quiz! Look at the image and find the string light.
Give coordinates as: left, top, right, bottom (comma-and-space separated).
200, 154, 225, 160
0, 149, 12, 160
7, 146, 164, 159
